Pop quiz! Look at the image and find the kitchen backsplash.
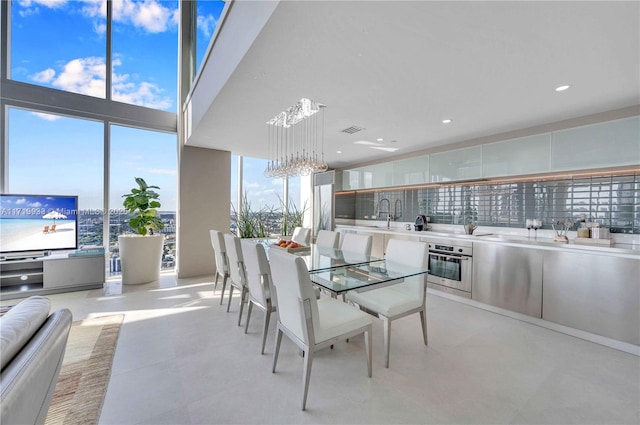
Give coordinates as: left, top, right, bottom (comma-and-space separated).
340, 172, 639, 234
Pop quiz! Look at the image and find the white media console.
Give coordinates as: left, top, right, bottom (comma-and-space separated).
0, 253, 105, 300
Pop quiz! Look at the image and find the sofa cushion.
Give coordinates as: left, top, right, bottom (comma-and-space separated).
0, 296, 51, 370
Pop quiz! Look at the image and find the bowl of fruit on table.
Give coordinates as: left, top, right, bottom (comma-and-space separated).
271, 239, 311, 252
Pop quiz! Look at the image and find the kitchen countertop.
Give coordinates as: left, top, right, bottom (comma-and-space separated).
336, 223, 640, 257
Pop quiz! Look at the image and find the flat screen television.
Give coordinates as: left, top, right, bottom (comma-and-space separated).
0, 194, 79, 257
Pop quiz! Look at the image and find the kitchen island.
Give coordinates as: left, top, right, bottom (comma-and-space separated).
336, 222, 640, 355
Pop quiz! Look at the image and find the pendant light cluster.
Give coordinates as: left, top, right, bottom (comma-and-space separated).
264, 98, 328, 178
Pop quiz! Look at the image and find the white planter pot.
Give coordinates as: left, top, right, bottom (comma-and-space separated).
118, 234, 164, 285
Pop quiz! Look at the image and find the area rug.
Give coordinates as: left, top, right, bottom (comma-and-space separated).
44, 314, 124, 425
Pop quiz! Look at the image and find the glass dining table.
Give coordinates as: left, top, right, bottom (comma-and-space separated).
283, 244, 429, 297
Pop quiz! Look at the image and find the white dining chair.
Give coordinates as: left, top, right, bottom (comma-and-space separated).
223, 233, 249, 326
209, 230, 230, 304
340, 233, 372, 256
269, 249, 373, 411
346, 238, 429, 368
315, 229, 340, 249
291, 227, 311, 245
241, 240, 276, 354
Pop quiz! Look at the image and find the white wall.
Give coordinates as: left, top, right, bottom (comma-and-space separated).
177, 146, 230, 278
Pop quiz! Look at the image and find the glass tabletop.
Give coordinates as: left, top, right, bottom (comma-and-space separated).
308, 259, 429, 295
290, 244, 382, 272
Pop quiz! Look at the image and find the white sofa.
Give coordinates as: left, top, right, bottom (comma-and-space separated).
0, 296, 72, 425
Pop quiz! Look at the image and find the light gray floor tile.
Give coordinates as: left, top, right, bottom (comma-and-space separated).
6, 272, 637, 424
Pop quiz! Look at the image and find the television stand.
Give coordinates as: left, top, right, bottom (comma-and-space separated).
0, 253, 105, 300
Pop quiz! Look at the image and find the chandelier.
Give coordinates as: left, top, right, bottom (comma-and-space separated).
264, 98, 328, 178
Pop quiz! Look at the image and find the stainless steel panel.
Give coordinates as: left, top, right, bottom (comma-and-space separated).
543, 252, 640, 345
472, 243, 543, 317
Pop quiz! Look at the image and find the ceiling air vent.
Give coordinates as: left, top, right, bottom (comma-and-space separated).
340, 125, 365, 134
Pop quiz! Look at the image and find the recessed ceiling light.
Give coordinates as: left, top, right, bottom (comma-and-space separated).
555, 85, 570, 92
442, 119, 452, 124
336, 150, 342, 154
376, 138, 384, 142
354, 140, 381, 145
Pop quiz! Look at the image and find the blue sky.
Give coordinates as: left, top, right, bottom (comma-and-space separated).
1, 194, 78, 219
7, 0, 294, 213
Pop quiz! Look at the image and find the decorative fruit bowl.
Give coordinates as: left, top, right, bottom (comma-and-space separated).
271, 239, 310, 252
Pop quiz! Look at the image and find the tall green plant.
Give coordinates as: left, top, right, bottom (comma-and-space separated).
122, 177, 164, 235
278, 195, 308, 236
231, 192, 256, 238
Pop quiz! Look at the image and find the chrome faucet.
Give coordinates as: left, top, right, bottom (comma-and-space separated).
377, 198, 391, 218
393, 199, 402, 221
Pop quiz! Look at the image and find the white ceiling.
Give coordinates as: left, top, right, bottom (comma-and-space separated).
187, 1, 640, 169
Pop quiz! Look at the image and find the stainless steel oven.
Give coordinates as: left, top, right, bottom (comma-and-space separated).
427, 239, 473, 298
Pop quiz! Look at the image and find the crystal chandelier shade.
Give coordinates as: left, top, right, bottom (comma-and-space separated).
264, 98, 328, 178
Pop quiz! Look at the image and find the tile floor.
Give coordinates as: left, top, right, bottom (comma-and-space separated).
5, 272, 639, 424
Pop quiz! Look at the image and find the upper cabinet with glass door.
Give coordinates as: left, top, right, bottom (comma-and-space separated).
482, 133, 551, 178
429, 146, 482, 182
551, 116, 640, 171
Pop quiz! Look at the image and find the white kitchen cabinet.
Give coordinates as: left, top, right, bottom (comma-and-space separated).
392, 156, 429, 185
551, 116, 640, 171
429, 146, 482, 182
482, 133, 551, 178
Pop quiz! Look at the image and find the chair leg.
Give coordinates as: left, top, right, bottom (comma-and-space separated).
420, 309, 428, 345
365, 329, 372, 378
237, 288, 247, 326
244, 300, 253, 334
383, 317, 391, 368
261, 309, 271, 355
301, 348, 314, 411
272, 328, 283, 373
214, 273, 219, 293
226, 285, 234, 312
219, 275, 228, 305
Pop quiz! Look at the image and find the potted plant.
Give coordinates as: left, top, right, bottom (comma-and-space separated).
118, 177, 165, 285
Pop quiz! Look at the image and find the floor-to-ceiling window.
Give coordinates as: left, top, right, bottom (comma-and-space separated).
1, 0, 227, 274
109, 125, 177, 274
229, 155, 309, 237
6, 108, 104, 246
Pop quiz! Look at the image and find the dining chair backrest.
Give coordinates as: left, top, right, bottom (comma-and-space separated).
241, 240, 272, 307
315, 230, 340, 249
210, 230, 229, 274
269, 249, 319, 343
340, 233, 372, 256
291, 227, 311, 245
224, 233, 246, 287
385, 238, 428, 270
384, 238, 428, 297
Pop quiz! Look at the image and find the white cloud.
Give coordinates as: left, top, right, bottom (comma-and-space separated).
28, 201, 43, 208
29, 56, 172, 110
31, 112, 61, 121
18, 0, 67, 8
110, 0, 177, 33
18, 0, 177, 35
197, 13, 217, 38
16, 198, 27, 205
51, 57, 106, 97
31, 68, 56, 83
80, 0, 104, 20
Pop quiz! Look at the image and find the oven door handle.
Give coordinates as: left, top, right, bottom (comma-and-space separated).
429, 252, 471, 261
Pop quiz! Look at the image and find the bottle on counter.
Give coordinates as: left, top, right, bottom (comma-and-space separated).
577, 215, 590, 238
